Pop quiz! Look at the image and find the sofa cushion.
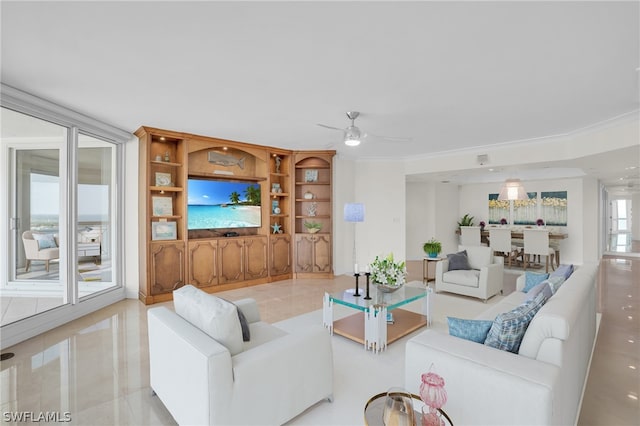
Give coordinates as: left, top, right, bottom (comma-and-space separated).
33, 233, 58, 249
447, 317, 494, 343
462, 245, 493, 270
173, 285, 244, 355
546, 275, 566, 294
447, 250, 471, 271
523, 272, 549, 292
484, 292, 546, 353
525, 281, 552, 302
550, 264, 574, 280
242, 322, 288, 352
442, 270, 480, 287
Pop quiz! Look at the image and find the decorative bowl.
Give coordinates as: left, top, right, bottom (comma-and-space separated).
374, 282, 404, 293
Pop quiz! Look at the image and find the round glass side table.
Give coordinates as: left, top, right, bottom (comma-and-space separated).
364, 392, 453, 426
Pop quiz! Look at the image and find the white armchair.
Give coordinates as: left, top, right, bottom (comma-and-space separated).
435, 245, 503, 301
22, 231, 59, 272
148, 294, 333, 425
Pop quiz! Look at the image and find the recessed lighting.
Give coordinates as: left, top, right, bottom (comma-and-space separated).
628, 339, 635, 343
628, 316, 633, 320
630, 365, 637, 370
222, 147, 228, 151
628, 393, 638, 401
160, 137, 165, 141
624, 166, 638, 170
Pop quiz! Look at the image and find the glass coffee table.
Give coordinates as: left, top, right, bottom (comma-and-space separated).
323, 283, 431, 352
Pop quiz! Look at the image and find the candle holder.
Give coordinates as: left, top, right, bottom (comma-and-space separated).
353, 273, 361, 297
364, 272, 371, 300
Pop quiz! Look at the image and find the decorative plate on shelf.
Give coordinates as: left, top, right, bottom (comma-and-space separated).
155, 172, 172, 187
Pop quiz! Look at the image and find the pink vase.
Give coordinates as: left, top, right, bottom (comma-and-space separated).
419, 372, 447, 426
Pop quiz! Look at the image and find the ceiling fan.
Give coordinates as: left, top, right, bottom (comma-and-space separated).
317, 111, 412, 147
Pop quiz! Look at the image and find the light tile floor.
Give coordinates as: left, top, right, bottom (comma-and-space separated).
0, 255, 638, 425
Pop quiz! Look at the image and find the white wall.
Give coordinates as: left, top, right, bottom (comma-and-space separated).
124, 136, 140, 299
405, 181, 459, 260
351, 160, 406, 271
332, 156, 356, 275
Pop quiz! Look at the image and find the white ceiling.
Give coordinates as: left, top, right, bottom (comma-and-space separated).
1, 1, 639, 193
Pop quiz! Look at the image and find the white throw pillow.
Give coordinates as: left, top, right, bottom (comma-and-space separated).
173, 285, 243, 355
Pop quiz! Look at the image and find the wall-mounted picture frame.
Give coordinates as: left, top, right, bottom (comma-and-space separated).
155, 172, 172, 187
152, 221, 177, 240
152, 196, 173, 216
305, 169, 318, 182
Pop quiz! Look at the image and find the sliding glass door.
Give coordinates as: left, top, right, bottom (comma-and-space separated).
4, 110, 69, 324
1, 97, 124, 342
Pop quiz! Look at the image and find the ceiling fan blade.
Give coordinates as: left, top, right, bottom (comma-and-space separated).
365, 132, 413, 143
316, 123, 344, 131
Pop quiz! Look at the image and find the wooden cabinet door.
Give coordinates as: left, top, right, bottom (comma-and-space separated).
188, 240, 218, 288
295, 234, 314, 272
149, 242, 185, 295
270, 234, 291, 275
218, 239, 244, 284
244, 236, 268, 280
313, 234, 332, 272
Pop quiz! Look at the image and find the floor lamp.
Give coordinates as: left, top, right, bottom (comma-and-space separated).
344, 203, 365, 273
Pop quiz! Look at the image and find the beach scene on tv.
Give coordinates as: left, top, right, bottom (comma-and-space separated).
188, 179, 261, 230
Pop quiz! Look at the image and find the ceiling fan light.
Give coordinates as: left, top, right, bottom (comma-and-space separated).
344, 125, 361, 146
344, 136, 361, 146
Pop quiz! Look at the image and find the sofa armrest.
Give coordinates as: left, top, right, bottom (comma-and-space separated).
228, 324, 333, 424
479, 262, 504, 296
147, 307, 234, 426
405, 330, 560, 426
435, 259, 449, 287
234, 298, 261, 323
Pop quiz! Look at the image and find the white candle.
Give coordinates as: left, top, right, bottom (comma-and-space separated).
354, 263, 359, 274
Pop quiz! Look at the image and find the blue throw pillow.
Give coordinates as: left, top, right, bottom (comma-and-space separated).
447, 250, 471, 271
525, 281, 552, 303
550, 264, 574, 281
484, 293, 546, 353
523, 271, 549, 293
33, 233, 57, 250
447, 317, 494, 343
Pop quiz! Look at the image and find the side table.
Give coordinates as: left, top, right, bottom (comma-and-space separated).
423, 256, 444, 284
364, 392, 453, 425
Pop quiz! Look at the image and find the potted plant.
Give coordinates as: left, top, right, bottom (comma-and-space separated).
304, 221, 322, 234
457, 214, 474, 228
536, 218, 545, 227
423, 238, 442, 258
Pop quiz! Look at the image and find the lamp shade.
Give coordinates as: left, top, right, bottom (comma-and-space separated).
344, 203, 365, 222
497, 179, 527, 201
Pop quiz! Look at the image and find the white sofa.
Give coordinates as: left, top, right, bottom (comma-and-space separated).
435, 245, 504, 301
405, 262, 598, 426
148, 294, 334, 425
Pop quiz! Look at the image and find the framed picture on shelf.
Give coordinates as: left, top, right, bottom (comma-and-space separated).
305, 169, 318, 182
152, 221, 177, 240
271, 182, 281, 193
155, 172, 172, 187
152, 196, 173, 216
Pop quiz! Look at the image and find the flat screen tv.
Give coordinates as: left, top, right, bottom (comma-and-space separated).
187, 178, 261, 230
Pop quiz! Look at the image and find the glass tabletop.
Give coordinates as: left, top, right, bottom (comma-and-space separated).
328, 283, 427, 313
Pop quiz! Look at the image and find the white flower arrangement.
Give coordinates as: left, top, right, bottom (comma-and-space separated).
369, 253, 407, 287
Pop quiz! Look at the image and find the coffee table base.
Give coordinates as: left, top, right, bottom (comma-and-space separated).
333, 309, 427, 347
